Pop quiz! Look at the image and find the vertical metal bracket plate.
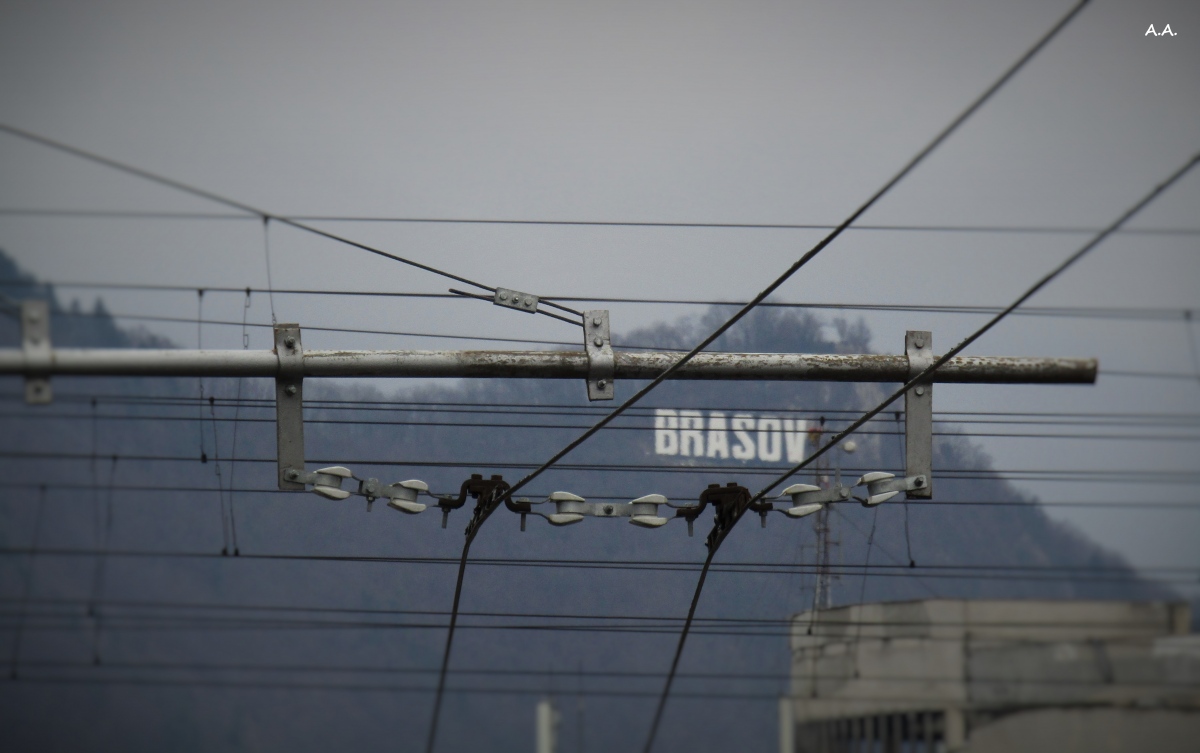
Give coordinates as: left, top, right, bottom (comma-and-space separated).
22, 300, 51, 404
494, 287, 539, 314
905, 330, 933, 498
584, 310, 614, 401
275, 323, 305, 490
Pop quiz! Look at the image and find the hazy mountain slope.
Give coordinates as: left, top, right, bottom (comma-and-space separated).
0, 250, 1170, 752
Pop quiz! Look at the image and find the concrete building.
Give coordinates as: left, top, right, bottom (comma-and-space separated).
784, 599, 1200, 752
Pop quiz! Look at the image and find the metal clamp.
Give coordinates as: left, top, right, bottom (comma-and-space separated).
275, 324, 305, 490
22, 300, 51, 404
584, 310, 614, 401
494, 287, 540, 314
905, 330, 933, 498
856, 471, 927, 506
702, 483, 751, 553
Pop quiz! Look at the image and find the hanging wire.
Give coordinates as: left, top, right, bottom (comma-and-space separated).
8, 484, 46, 680
895, 410, 915, 568
225, 289, 251, 555
262, 218, 278, 325
88, 454, 118, 665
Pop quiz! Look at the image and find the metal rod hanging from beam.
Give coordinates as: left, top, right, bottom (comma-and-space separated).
0, 347, 1096, 383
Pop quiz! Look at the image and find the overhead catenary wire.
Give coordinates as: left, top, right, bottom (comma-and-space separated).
6, 596, 1196, 631
2, 206, 1199, 237
641, 152, 1200, 750
6, 449, 1200, 485
7, 673, 1193, 702
19, 279, 1199, 323
1, 548, 1193, 583
9, 408, 1200, 444
6, 391, 1198, 428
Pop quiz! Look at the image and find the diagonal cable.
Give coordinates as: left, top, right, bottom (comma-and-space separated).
426, 2, 1093, 748
0, 123, 583, 321
640, 152, 1200, 753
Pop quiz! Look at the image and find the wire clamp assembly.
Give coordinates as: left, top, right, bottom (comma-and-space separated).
584, 310, 614, 401
494, 287, 540, 314
460, 474, 511, 539
702, 483, 751, 553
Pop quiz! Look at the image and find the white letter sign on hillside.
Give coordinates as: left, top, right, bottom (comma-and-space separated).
653, 409, 808, 463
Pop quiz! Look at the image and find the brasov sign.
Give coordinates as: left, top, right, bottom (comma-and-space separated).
653, 409, 813, 463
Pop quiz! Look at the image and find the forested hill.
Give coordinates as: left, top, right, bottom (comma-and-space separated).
0, 249, 1172, 752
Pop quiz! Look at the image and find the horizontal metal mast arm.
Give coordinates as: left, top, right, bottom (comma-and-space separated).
0, 348, 1097, 383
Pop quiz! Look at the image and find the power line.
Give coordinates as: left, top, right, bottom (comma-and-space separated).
2, 207, 1198, 237
11, 409, 1200, 444
11, 391, 1200, 424
21, 279, 1198, 323
0, 550, 1191, 587
8, 673, 1192, 702
643, 151, 1200, 748
11, 656, 1195, 692
4, 482, 1198, 510
7, 449, 1200, 484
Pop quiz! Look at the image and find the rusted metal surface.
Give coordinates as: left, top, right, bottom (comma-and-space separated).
0, 347, 1097, 383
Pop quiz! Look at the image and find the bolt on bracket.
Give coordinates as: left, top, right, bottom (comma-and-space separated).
494, 287, 540, 314
275, 323, 305, 490
22, 300, 51, 405
584, 310, 614, 401
905, 330, 933, 498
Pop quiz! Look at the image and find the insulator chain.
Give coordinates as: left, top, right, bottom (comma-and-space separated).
287, 464, 926, 542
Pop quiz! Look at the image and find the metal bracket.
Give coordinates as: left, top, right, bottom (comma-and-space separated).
905, 330, 933, 498
494, 287, 539, 314
22, 300, 51, 404
584, 310, 614, 401
275, 323, 305, 490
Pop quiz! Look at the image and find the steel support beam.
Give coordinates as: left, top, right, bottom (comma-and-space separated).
905, 330, 934, 499
0, 348, 1097, 383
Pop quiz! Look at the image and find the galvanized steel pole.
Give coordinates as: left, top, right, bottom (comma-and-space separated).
0, 347, 1097, 383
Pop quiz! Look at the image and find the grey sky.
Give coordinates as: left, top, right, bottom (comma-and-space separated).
1, 0, 1198, 576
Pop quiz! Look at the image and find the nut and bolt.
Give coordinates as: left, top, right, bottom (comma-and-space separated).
603, 505, 614, 515
285, 384, 298, 396
285, 469, 300, 481
284, 335, 296, 348
597, 379, 607, 389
